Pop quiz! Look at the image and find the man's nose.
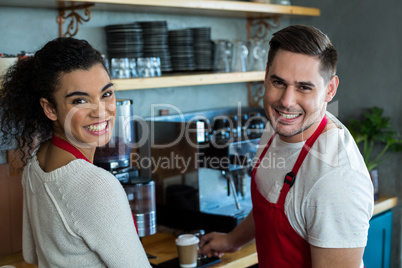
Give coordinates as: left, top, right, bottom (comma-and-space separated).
280, 87, 297, 108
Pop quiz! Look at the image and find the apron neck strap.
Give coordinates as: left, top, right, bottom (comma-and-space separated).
52, 134, 91, 163
284, 115, 327, 188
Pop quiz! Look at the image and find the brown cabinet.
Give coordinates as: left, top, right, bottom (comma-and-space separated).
0, 163, 23, 256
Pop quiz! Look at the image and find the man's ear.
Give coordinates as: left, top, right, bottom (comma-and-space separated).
325, 75, 339, 103
40, 98, 57, 121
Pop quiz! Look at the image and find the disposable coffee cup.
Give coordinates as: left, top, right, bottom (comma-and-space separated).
175, 234, 200, 268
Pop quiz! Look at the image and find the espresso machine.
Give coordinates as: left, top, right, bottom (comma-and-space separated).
94, 99, 156, 238
146, 107, 267, 232
94, 99, 138, 181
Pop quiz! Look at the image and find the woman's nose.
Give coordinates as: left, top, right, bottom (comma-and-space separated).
89, 101, 107, 118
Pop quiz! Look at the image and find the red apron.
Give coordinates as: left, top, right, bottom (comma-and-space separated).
51, 135, 139, 234
251, 116, 327, 267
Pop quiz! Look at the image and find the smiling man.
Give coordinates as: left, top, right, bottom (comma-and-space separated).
200, 25, 374, 268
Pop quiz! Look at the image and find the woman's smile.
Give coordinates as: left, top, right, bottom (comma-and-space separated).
84, 120, 109, 134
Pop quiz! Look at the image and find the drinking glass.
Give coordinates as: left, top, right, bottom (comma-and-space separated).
247, 39, 269, 71
213, 40, 233, 73
129, 58, 138, 78
111, 58, 130, 79
137, 58, 155, 78
151, 57, 162, 77
231, 40, 249, 72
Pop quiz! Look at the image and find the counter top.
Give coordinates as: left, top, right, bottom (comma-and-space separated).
142, 232, 257, 268
0, 196, 397, 268
373, 196, 398, 216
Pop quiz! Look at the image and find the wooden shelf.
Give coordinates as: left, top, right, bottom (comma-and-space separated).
0, 0, 320, 18
112, 71, 265, 91
69, 0, 320, 18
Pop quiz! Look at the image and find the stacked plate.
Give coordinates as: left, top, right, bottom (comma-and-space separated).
138, 21, 172, 72
104, 23, 143, 59
191, 27, 213, 71
168, 29, 196, 71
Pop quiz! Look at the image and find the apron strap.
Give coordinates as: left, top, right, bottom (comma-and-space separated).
278, 116, 327, 206
252, 132, 276, 179
52, 135, 91, 163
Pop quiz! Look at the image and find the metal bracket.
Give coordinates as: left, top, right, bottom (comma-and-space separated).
246, 16, 280, 40
247, 82, 265, 108
57, 2, 95, 37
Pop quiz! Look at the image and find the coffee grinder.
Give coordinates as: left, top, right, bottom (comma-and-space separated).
94, 99, 156, 238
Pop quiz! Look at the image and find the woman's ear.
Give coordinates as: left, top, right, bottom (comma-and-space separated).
40, 98, 57, 121
325, 75, 339, 103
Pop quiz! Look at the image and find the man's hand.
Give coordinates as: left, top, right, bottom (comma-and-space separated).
199, 232, 241, 258
199, 212, 255, 258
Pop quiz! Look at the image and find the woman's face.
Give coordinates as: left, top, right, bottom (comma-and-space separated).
50, 63, 116, 149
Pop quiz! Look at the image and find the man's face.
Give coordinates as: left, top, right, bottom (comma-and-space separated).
263, 49, 337, 143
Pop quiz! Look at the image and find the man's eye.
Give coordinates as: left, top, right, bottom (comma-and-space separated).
300, 86, 312, 91
273, 80, 285, 86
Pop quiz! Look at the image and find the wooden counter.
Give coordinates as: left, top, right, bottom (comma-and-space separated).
373, 196, 397, 216
142, 232, 257, 268
0, 196, 397, 268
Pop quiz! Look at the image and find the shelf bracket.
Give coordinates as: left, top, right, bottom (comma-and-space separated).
247, 82, 265, 108
57, 1, 95, 37
246, 16, 280, 40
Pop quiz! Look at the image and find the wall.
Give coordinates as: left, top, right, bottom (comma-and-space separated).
292, 0, 402, 267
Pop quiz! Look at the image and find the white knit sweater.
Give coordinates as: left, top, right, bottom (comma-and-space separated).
21, 152, 151, 268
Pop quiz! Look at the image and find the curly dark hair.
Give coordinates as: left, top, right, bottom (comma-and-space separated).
0, 37, 107, 166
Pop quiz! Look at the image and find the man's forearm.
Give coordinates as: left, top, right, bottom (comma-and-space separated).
227, 210, 255, 249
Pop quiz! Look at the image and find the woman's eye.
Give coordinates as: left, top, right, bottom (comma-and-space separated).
72, 98, 87, 105
102, 90, 114, 98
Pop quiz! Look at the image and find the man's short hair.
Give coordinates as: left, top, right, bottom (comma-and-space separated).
267, 25, 338, 83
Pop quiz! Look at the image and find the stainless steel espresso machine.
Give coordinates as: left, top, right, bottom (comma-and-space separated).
94, 99, 156, 238
146, 106, 267, 232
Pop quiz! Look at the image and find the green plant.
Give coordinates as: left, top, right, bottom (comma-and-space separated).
348, 107, 402, 171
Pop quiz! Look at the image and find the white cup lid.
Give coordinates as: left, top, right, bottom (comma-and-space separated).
175, 234, 199, 246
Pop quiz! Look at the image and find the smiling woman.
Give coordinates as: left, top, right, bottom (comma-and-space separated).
40, 64, 117, 158
0, 38, 151, 267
